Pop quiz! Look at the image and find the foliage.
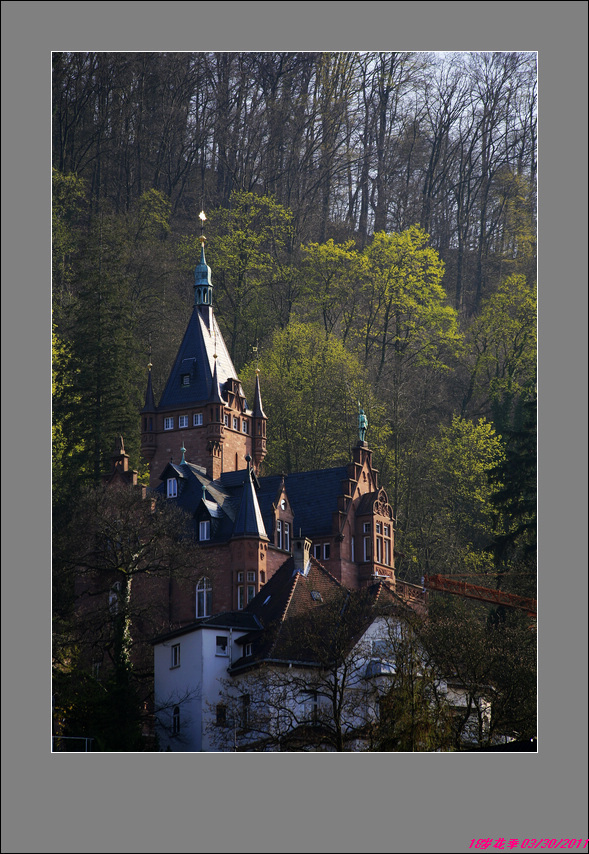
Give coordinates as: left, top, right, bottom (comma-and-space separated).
241, 321, 390, 474
400, 416, 505, 580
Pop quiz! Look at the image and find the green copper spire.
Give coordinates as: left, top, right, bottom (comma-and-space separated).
194, 211, 213, 306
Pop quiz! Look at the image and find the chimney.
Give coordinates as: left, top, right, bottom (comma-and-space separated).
292, 536, 312, 576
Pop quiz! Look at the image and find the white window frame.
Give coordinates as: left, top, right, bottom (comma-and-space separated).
384, 539, 391, 566
233, 416, 239, 430
242, 420, 248, 434
376, 537, 383, 563
323, 543, 330, 560
237, 571, 244, 582
363, 522, 371, 534
167, 478, 178, 498
224, 414, 230, 427
182, 374, 190, 386
179, 415, 188, 428
171, 644, 180, 668
245, 643, 253, 657
247, 584, 256, 603
196, 577, 212, 618
313, 544, 321, 559
276, 519, 282, 550
284, 522, 290, 552
215, 636, 228, 656
199, 520, 210, 541
164, 417, 174, 431
193, 413, 203, 427
237, 586, 245, 610
247, 571, 256, 583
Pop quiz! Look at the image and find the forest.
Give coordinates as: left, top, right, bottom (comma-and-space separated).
52, 52, 537, 748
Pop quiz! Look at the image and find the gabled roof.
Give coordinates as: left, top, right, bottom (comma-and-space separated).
157, 308, 240, 410
257, 467, 349, 539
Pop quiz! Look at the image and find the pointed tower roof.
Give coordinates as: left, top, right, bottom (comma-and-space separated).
208, 357, 227, 405
232, 457, 268, 540
252, 370, 266, 418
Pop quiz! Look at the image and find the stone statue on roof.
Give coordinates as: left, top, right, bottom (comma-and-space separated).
358, 403, 368, 443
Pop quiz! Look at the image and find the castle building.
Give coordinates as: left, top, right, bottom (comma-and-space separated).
137, 218, 425, 625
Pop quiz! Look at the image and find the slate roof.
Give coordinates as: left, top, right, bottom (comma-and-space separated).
157, 307, 241, 410
151, 610, 261, 644
232, 467, 269, 540
257, 467, 349, 539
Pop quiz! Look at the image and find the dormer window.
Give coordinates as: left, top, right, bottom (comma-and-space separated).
199, 520, 210, 541
181, 374, 190, 386
167, 478, 178, 498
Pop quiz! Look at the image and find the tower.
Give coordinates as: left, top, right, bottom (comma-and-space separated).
140, 213, 267, 486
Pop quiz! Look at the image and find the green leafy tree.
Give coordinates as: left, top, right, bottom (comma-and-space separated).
460, 273, 536, 433
299, 238, 362, 339
242, 321, 390, 474
400, 416, 505, 580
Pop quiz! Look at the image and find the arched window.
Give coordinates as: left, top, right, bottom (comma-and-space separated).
109, 581, 121, 614
196, 577, 212, 618
172, 706, 180, 735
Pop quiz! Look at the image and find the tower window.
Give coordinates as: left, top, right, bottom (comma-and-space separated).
276, 520, 282, 550
179, 415, 188, 428
167, 478, 178, 499
193, 413, 203, 427
242, 420, 249, 434
224, 414, 230, 427
284, 523, 290, 552
233, 416, 239, 430
164, 417, 174, 431
323, 543, 330, 560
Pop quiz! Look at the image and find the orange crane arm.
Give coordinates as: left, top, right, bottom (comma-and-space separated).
424, 574, 537, 616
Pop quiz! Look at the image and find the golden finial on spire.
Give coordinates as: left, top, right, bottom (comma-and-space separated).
199, 210, 207, 247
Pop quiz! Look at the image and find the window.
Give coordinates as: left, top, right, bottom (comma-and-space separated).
247, 585, 256, 603
310, 591, 323, 602
323, 543, 330, 560
240, 694, 250, 730
193, 412, 203, 427
364, 537, 371, 561
164, 417, 174, 431
233, 416, 239, 430
181, 374, 190, 386
276, 520, 282, 549
313, 544, 321, 559
237, 571, 244, 582
171, 644, 180, 668
260, 571, 265, 584
237, 586, 245, 610
216, 704, 227, 726
376, 522, 382, 534
284, 523, 290, 552
172, 706, 180, 735
280, 498, 286, 510
372, 639, 388, 658
224, 414, 230, 427
303, 691, 319, 725
376, 537, 383, 563
363, 522, 371, 533
179, 415, 188, 428
216, 636, 228, 656
384, 540, 391, 566
247, 571, 256, 582
384, 524, 390, 538
109, 582, 121, 614
196, 577, 212, 618
199, 520, 210, 541
245, 642, 253, 657
242, 420, 248, 434
167, 478, 178, 498
351, 536, 355, 562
